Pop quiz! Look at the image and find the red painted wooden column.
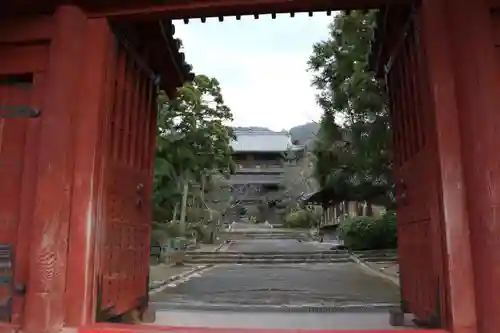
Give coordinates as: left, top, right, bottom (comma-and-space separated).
64, 18, 115, 327
419, 0, 478, 333
23, 6, 88, 333
443, 0, 500, 333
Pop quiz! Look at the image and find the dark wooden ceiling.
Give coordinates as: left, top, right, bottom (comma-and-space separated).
2, 0, 411, 20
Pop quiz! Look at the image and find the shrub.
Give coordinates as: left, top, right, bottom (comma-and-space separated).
339, 211, 397, 250
284, 209, 317, 228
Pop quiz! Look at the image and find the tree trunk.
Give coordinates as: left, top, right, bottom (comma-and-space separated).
201, 175, 205, 206
172, 203, 179, 223
180, 176, 189, 234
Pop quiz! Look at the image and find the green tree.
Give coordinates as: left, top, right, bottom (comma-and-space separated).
308, 10, 393, 208
155, 74, 235, 234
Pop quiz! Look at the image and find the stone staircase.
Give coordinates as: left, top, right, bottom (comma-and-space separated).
184, 250, 351, 264
351, 249, 398, 264
220, 229, 311, 241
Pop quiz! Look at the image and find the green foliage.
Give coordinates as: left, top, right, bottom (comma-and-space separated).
284, 209, 318, 229
151, 221, 183, 246
308, 10, 394, 208
154, 74, 235, 229
339, 211, 397, 250
187, 222, 210, 242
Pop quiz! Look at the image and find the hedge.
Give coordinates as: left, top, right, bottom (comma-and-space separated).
339, 211, 397, 250
284, 209, 317, 228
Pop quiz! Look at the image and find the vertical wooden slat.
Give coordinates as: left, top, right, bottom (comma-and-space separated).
111, 50, 127, 161
64, 17, 115, 327
129, 65, 141, 167
387, 72, 400, 167
142, 80, 154, 170
134, 74, 146, 169
24, 6, 86, 333
393, 57, 407, 164
398, 46, 413, 164
401, 31, 417, 157
406, 24, 425, 151
123, 58, 134, 165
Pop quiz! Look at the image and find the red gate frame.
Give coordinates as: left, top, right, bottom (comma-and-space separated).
79, 325, 446, 333
1, 0, 500, 333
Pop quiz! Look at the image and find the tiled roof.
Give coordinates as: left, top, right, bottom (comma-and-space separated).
231, 130, 293, 152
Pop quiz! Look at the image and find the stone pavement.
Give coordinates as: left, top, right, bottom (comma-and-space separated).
150, 263, 400, 306
226, 239, 334, 253
148, 236, 406, 330
149, 243, 225, 288
149, 264, 200, 287
152, 310, 417, 330
373, 262, 399, 279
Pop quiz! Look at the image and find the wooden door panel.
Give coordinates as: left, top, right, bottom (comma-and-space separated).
0, 72, 42, 325
98, 41, 156, 318
387, 10, 444, 327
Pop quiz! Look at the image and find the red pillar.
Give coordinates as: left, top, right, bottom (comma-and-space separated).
444, 0, 500, 332
420, 1, 477, 333
64, 18, 115, 327
23, 6, 87, 333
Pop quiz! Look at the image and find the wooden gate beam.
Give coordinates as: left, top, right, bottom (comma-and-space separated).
23, 5, 88, 333
419, 0, 477, 333
86, 0, 411, 21
443, 1, 500, 333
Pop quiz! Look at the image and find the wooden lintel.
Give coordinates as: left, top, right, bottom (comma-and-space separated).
0, 15, 53, 43
88, 0, 412, 21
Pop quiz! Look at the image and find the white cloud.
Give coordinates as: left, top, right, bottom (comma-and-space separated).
174, 15, 332, 131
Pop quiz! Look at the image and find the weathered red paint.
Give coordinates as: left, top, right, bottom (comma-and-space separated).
385, 6, 448, 327
0, 59, 43, 327
419, 1, 477, 333
80, 325, 448, 333
96, 36, 157, 320
444, 1, 500, 333
0, 0, 499, 332
65, 17, 116, 327
22, 6, 87, 333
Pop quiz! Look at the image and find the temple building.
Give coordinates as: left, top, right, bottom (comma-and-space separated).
227, 130, 304, 224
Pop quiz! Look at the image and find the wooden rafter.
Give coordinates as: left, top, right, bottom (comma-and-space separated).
88, 0, 412, 20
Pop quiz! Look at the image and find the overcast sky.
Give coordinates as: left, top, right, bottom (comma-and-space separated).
173, 14, 333, 131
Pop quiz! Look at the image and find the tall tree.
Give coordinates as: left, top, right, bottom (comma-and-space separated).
308, 10, 393, 208
155, 74, 235, 233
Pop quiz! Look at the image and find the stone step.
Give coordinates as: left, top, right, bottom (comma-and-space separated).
186, 255, 351, 261
351, 250, 398, 263
184, 257, 353, 264
187, 250, 348, 256
361, 258, 398, 263
235, 232, 307, 235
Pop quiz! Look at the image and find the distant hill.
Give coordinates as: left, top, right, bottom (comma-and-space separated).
289, 122, 320, 146
232, 126, 275, 132
231, 123, 319, 146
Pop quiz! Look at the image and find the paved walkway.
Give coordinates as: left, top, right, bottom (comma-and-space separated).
148, 237, 406, 330
152, 310, 416, 330
369, 262, 399, 280
149, 264, 199, 286
150, 262, 400, 306
226, 239, 334, 253
150, 243, 226, 286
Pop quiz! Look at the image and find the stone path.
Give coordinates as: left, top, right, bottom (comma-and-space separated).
150, 262, 400, 306
226, 239, 333, 253
149, 264, 200, 287
369, 262, 400, 280
149, 243, 226, 288
153, 310, 417, 330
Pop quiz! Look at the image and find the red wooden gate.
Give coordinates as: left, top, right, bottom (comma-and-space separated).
386, 6, 448, 328
0, 45, 45, 326
96, 35, 158, 320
